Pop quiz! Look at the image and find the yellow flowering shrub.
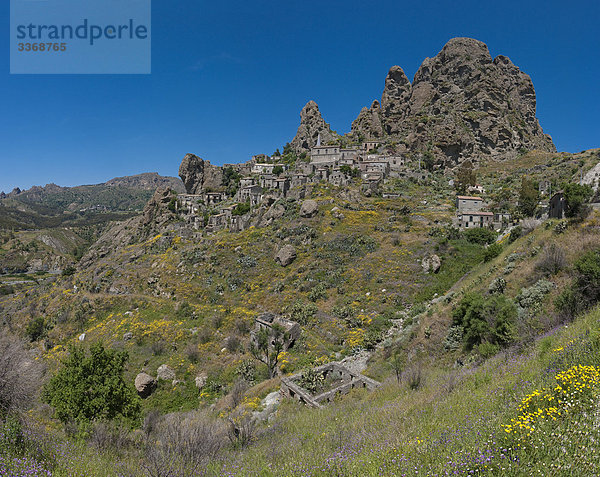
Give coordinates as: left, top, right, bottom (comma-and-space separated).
503, 364, 600, 438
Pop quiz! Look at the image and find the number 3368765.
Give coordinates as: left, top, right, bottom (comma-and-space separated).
18, 43, 67, 52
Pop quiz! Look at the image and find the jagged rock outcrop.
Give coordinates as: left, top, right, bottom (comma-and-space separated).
178, 154, 224, 195
350, 37, 555, 163
381, 66, 412, 136
143, 187, 176, 228
350, 100, 385, 140
291, 101, 339, 154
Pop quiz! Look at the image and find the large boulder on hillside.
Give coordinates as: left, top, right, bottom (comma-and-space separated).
275, 245, 297, 267
135, 373, 157, 398
422, 254, 442, 274
157, 364, 176, 381
299, 199, 318, 218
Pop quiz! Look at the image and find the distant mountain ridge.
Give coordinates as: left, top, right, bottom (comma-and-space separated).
0, 172, 184, 230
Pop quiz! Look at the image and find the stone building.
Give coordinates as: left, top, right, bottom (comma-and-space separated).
456, 195, 484, 213
456, 211, 494, 228
250, 312, 301, 351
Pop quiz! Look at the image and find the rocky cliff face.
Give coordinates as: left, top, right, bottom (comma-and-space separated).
350, 37, 555, 163
291, 101, 340, 154
178, 154, 224, 195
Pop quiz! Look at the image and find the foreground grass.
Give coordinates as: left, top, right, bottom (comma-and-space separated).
205, 306, 600, 476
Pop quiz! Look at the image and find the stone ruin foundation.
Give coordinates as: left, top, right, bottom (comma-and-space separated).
280, 362, 380, 408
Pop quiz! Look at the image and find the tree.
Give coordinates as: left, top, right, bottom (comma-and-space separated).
222, 167, 242, 196
455, 161, 477, 194
272, 165, 284, 176
232, 202, 251, 216
43, 342, 140, 426
422, 151, 435, 172
563, 183, 593, 218
249, 324, 287, 378
518, 178, 539, 217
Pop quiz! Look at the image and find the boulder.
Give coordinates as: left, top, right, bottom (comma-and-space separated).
157, 364, 176, 381
123, 332, 133, 341
195, 373, 208, 390
422, 254, 442, 274
300, 200, 318, 218
275, 245, 297, 267
331, 206, 345, 220
135, 373, 157, 398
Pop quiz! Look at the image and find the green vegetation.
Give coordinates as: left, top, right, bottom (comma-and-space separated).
232, 202, 251, 216
451, 292, 517, 350
43, 342, 141, 427
563, 182, 593, 218
455, 160, 477, 194
517, 177, 539, 217
463, 227, 497, 245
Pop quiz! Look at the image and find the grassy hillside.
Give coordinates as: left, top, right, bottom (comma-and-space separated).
0, 149, 599, 476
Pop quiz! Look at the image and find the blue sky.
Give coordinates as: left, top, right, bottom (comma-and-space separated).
1, 0, 599, 193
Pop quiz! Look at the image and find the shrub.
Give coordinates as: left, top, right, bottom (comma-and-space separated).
559, 249, 600, 318
25, 317, 47, 342
406, 363, 424, 390
140, 411, 227, 476
508, 226, 522, 244
563, 183, 593, 218
483, 243, 503, 262
61, 266, 76, 277
463, 227, 497, 245
43, 342, 141, 426
452, 293, 517, 349
308, 283, 327, 302
535, 244, 567, 276
515, 279, 555, 316
285, 300, 318, 325
443, 325, 464, 350
488, 277, 506, 295
232, 202, 251, 216
477, 341, 500, 359
0, 332, 43, 417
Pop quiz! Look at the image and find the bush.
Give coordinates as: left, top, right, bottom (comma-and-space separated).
559, 249, 600, 319
285, 300, 318, 325
25, 317, 47, 342
139, 411, 227, 476
508, 226, 522, 244
452, 293, 517, 350
488, 277, 506, 295
463, 228, 497, 245
0, 332, 43, 417
535, 244, 567, 276
563, 183, 593, 218
232, 202, 251, 216
483, 243, 503, 262
43, 342, 140, 426
515, 279, 555, 316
